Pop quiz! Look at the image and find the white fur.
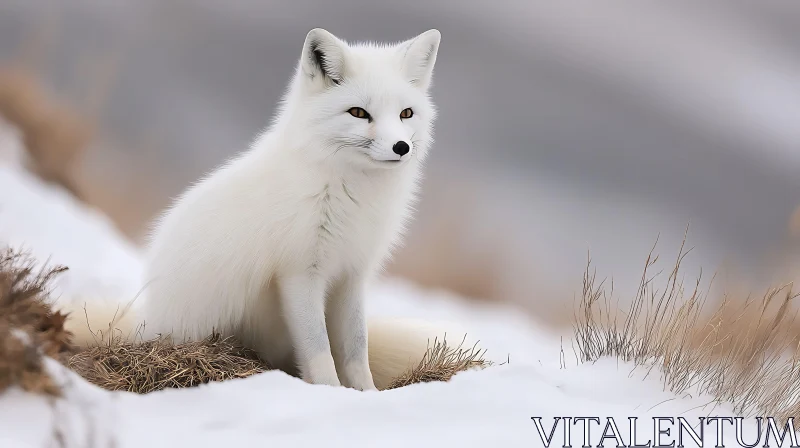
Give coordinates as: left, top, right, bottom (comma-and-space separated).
66, 29, 452, 391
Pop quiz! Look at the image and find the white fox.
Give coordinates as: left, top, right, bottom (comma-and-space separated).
65, 28, 468, 391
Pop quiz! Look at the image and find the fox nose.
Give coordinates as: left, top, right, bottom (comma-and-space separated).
392, 141, 410, 156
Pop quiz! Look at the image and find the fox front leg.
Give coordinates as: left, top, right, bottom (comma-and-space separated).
279, 274, 341, 387
327, 275, 377, 391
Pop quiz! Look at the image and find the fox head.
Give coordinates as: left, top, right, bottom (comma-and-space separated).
278, 28, 441, 170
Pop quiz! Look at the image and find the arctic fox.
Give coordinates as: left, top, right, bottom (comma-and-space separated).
65, 28, 466, 391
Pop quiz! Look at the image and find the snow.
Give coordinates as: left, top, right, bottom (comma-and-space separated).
0, 354, 756, 448
0, 124, 769, 447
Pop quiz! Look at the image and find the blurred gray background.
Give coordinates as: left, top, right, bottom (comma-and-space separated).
2, 1, 799, 322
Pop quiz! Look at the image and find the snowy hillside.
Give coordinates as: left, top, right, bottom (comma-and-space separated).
0, 123, 773, 447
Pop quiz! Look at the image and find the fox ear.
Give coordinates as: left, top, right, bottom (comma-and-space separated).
301, 28, 348, 86
398, 29, 441, 91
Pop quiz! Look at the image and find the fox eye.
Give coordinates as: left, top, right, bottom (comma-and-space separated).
400, 108, 414, 119
348, 107, 371, 120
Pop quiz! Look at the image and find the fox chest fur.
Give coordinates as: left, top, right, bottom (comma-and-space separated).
269, 169, 416, 280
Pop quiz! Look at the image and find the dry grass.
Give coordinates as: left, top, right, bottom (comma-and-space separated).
0, 249, 75, 396
67, 332, 271, 393
574, 228, 800, 426
386, 336, 489, 390
0, 68, 91, 198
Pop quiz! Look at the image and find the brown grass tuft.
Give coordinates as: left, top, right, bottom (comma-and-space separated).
67, 332, 271, 393
575, 227, 800, 427
0, 68, 91, 198
386, 336, 489, 390
0, 249, 75, 396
